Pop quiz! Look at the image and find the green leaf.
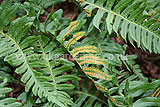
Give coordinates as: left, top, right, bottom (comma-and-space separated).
134, 97, 160, 107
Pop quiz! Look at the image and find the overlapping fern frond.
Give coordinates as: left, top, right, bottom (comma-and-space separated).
78, 0, 160, 53
58, 20, 109, 83
57, 20, 123, 105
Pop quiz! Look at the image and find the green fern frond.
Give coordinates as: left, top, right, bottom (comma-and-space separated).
79, 0, 160, 53
27, 35, 80, 106
133, 97, 160, 107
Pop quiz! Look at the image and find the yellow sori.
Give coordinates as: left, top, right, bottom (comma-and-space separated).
83, 68, 109, 78
62, 25, 77, 41
78, 0, 84, 3
66, 32, 84, 48
73, 32, 84, 38
79, 60, 103, 65
68, 21, 77, 30
85, 10, 91, 17
71, 46, 97, 53
78, 55, 104, 61
85, 72, 106, 79
61, 20, 80, 42
152, 88, 160, 98
67, 39, 76, 49
73, 50, 96, 57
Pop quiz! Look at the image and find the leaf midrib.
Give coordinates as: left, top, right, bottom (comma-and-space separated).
84, 1, 159, 39
38, 40, 57, 89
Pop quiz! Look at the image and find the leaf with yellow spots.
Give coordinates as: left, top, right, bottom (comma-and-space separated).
78, 55, 101, 61
66, 31, 85, 49
85, 10, 91, 17
57, 20, 80, 42
85, 72, 106, 79
152, 88, 160, 98
68, 20, 80, 30
56, 16, 120, 106
83, 67, 110, 80
79, 59, 106, 65
71, 46, 99, 57
77, 55, 107, 65
77, 55, 107, 63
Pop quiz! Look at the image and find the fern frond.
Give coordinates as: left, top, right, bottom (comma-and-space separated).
128, 80, 160, 98
59, 21, 150, 105
29, 35, 81, 106
133, 97, 160, 107
79, 0, 160, 53
57, 20, 122, 105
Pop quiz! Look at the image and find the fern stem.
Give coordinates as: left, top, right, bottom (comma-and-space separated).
38, 40, 57, 89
